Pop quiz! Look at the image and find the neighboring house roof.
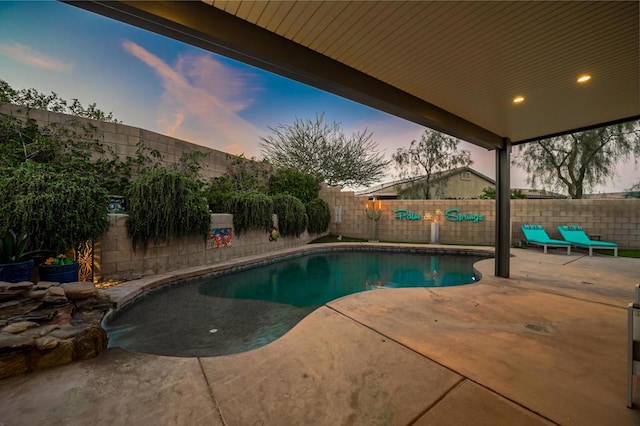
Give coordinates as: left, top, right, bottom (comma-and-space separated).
513, 188, 568, 199
358, 167, 571, 200
435, 166, 496, 186
357, 166, 495, 198
583, 191, 640, 199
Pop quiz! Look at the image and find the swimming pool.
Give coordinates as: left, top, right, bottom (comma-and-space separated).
104, 249, 489, 357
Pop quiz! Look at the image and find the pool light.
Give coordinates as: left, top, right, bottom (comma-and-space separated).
513, 96, 525, 104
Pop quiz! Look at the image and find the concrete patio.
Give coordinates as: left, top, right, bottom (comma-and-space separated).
0, 245, 639, 425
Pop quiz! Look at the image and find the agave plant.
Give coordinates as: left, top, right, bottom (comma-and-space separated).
0, 229, 29, 264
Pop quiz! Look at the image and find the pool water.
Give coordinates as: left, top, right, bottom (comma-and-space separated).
104, 250, 486, 357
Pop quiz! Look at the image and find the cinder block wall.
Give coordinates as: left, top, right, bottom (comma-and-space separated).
320, 187, 640, 249
0, 103, 231, 180
94, 214, 322, 282
511, 199, 639, 248
4, 104, 637, 269
1, 104, 325, 282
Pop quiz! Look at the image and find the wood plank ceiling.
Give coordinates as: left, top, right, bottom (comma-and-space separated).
205, 1, 639, 145
67, 1, 639, 150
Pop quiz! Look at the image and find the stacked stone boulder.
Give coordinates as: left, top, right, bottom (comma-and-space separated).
0, 280, 110, 379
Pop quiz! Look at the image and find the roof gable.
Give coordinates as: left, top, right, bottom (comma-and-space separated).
357, 166, 495, 197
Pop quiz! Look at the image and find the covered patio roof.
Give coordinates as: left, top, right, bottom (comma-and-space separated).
66, 1, 639, 150
64, 1, 640, 276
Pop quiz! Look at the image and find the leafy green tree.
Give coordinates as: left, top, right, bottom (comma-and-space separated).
226, 191, 274, 236
225, 153, 273, 192
392, 129, 472, 199
511, 189, 525, 199
272, 194, 308, 237
177, 150, 210, 181
0, 112, 97, 176
480, 187, 496, 199
125, 168, 210, 250
306, 198, 331, 234
0, 79, 172, 194
1, 78, 120, 123
204, 176, 236, 213
480, 187, 526, 199
0, 161, 110, 253
512, 121, 639, 199
0, 112, 164, 195
260, 113, 390, 187
203, 154, 274, 213
268, 167, 318, 203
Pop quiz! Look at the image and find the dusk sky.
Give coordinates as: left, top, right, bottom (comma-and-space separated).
1, 1, 637, 193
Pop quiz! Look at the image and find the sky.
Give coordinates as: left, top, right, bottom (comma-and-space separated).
0, 1, 637, 193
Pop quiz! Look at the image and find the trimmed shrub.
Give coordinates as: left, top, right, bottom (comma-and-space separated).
0, 161, 110, 253
273, 194, 308, 237
227, 191, 273, 236
207, 192, 233, 213
203, 176, 235, 213
268, 167, 318, 203
306, 198, 331, 234
125, 168, 210, 250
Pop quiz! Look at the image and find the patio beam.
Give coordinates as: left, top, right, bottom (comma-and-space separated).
63, 0, 504, 151
495, 139, 511, 278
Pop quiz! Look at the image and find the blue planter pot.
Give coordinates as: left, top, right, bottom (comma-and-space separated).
0, 259, 34, 283
39, 262, 79, 283
107, 195, 126, 214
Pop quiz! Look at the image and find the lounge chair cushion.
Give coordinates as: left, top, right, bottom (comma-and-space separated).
521, 225, 570, 245
557, 226, 618, 248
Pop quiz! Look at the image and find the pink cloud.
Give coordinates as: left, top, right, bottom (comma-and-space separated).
122, 40, 263, 156
158, 110, 185, 137
177, 54, 256, 113
0, 42, 73, 72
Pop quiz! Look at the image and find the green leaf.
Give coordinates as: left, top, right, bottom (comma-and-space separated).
4, 232, 14, 262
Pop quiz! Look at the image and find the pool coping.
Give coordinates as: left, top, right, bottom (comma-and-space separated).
102, 242, 495, 313
3, 248, 640, 425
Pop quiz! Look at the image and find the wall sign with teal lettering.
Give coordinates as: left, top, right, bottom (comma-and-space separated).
394, 209, 423, 220
394, 208, 484, 223
445, 208, 484, 223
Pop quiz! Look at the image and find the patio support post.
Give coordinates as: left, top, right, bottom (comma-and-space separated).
495, 138, 511, 277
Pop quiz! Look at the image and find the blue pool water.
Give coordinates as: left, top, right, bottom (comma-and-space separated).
104, 250, 487, 357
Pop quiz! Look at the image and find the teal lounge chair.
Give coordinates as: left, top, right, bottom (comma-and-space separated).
521, 225, 571, 255
557, 225, 618, 257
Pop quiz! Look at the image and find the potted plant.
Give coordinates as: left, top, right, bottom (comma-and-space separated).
0, 230, 35, 282
39, 254, 79, 283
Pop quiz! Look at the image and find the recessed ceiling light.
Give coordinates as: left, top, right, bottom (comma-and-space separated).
513, 96, 525, 104
577, 74, 592, 83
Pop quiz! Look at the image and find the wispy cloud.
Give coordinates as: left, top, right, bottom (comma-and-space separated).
122, 40, 263, 156
0, 42, 73, 72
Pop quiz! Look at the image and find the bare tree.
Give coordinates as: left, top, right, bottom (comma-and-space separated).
392, 129, 472, 199
512, 121, 639, 199
259, 114, 390, 187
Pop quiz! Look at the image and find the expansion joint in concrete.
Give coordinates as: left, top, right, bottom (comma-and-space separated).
326, 303, 560, 426
325, 303, 460, 375
407, 377, 465, 425
198, 357, 228, 426
562, 254, 589, 266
